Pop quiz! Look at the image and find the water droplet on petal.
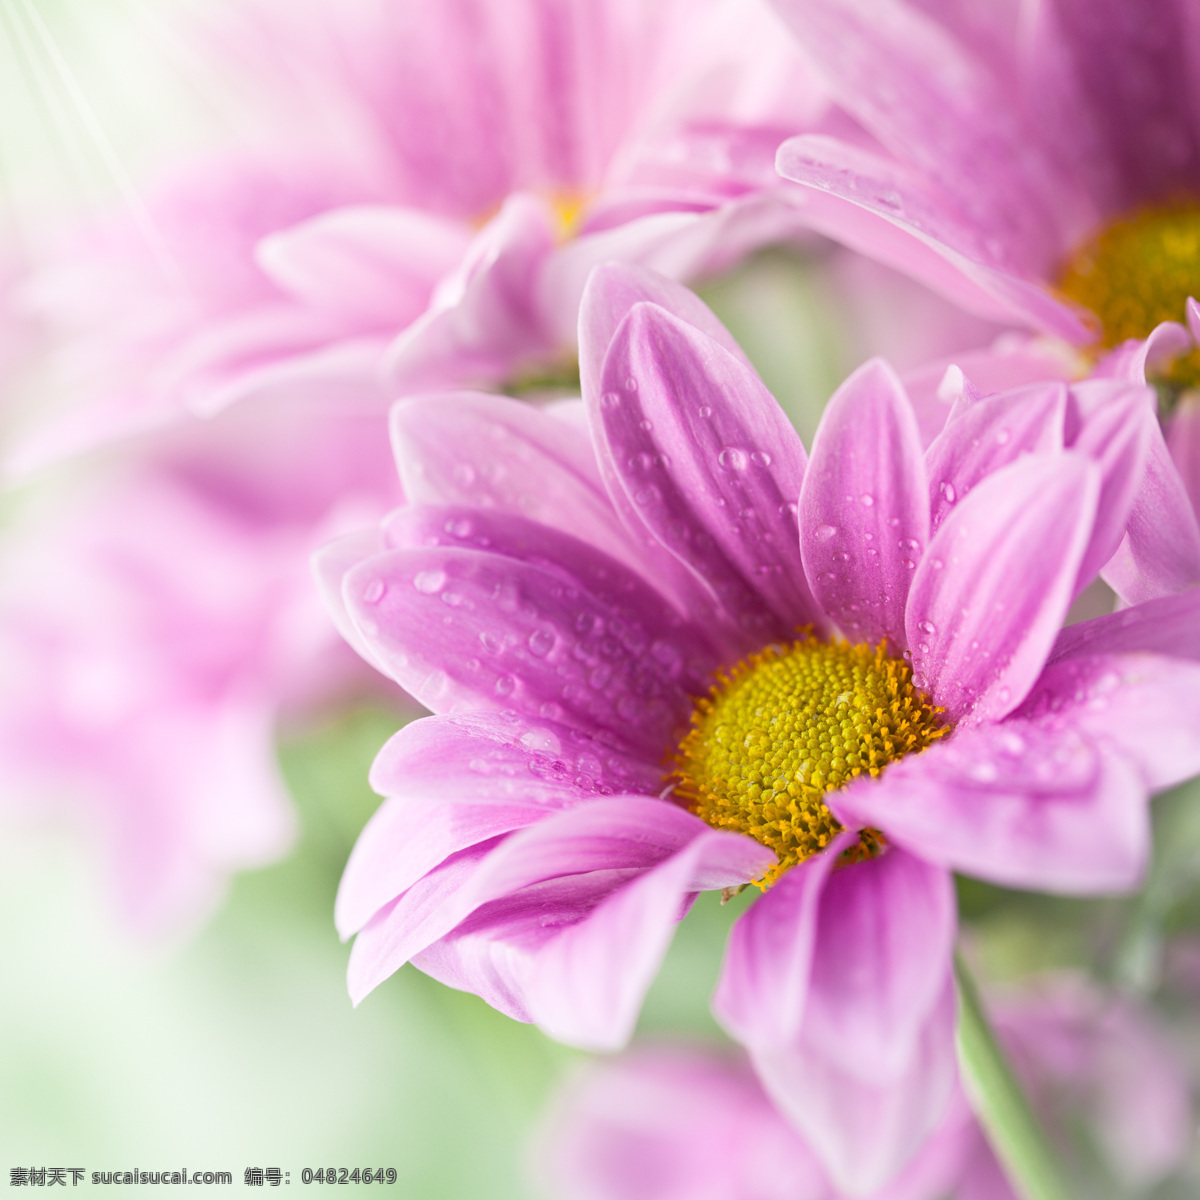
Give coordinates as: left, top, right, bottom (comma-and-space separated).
445, 517, 474, 538
918, 620, 936, 635
602, 391, 621, 409
624, 376, 638, 392
528, 628, 555, 657
494, 675, 516, 696
698, 405, 713, 418
751, 450, 772, 467
939, 481, 957, 504
362, 579, 385, 604
902, 559, 917, 570
413, 569, 447, 594
814, 524, 838, 542
718, 447, 749, 471
520, 728, 561, 753
859, 493, 874, 507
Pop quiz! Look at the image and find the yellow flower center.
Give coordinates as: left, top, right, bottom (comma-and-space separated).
1058, 203, 1200, 390
671, 637, 951, 887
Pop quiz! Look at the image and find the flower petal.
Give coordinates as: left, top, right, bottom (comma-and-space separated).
923, 382, 1067, 534
1103, 425, 1200, 604
1049, 588, 1200, 663
389, 391, 647, 581
380, 504, 717, 687
367, 711, 662, 808
906, 453, 1099, 723
343, 543, 696, 756
1166, 392, 1200, 519
800, 848, 956, 1083
800, 357, 928, 649
312, 528, 388, 674
713, 831, 855, 1050
831, 720, 1149, 893
577, 261, 753, 405
1016, 653, 1200, 792
751, 973, 958, 1195
596, 302, 822, 653
335, 798, 546, 941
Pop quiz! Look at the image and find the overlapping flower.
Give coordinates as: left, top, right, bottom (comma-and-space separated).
320, 263, 1200, 1191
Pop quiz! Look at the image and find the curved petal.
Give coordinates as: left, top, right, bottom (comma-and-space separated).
831, 720, 1150, 894
713, 831, 855, 1050
311, 528, 389, 674
1103, 425, 1200, 604
923, 382, 1067, 534
596, 302, 822, 653
335, 798, 546, 941
1016, 652, 1200, 792
1166, 391, 1200, 519
367, 711, 663, 807
800, 357, 928, 650
577, 261, 753, 405
1049, 588, 1200, 663
343, 544, 696, 756
380, 504, 717, 687
906, 454, 1099, 724
776, 135, 1090, 341
256, 204, 472, 328
389, 391, 649, 580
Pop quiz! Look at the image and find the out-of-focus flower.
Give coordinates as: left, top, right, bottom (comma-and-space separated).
763, 0, 1200, 611
0, 392, 403, 936
8, 0, 834, 475
320, 264, 1200, 1191
528, 1043, 978, 1200
768, 0, 1200, 350
529, 977, 1191, 1200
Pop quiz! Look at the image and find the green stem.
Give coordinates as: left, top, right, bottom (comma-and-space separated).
953, 952, 1073, 1200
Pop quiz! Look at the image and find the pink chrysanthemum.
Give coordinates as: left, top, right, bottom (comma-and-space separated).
9, 0, 831, 474
320, 264, 1200, 1191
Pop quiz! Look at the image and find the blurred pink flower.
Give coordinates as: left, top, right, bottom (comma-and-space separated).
319, 265, 1200, 1191
0, 392, 403, 936
528, 1043, 979, 1200
9, 0, 834, 475
529, 978, 1191, 1200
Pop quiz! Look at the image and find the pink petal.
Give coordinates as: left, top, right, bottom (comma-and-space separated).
751, 976, 958, 1195
1102, 428, 1200, 604
343, 543, 695, 756
1016, 653, 1200, 792
380, 504, 717, 689
256, 204, 472, 328
311, 528, 388, 674
923, 382, 1067, 534
596, 302, 822, 654
906, 454, 1099, 723
381, 193, 558, 393
1049, 588, 1200, 663
800, 848, 956, 1083
800, 357, 929, 649
577, 262, 753, 406
775, 135, 1089, 341
366, 711, 662, 808
335, 797, 546, 940
831, 719, 1149, 893
1166, 393, 1200, 519
713, 832, 855, 1049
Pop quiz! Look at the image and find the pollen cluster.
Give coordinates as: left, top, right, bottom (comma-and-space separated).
1058, 203, 1200, 390
671, 636, 950, 886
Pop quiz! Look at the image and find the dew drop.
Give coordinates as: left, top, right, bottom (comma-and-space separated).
528, 628, 555, 657
362, 579, 385, 604
413, 569, 447, 595
480, 630, 502, 654
814, 524, 838, 542
917, 620, 937, 635
859, 493, 874, 507
494, 675, 516, 696
698, 405, 713, 418
639, 419, 653, 432
718, 446, 749, 471
939, 481, 957, 504
624, 376, 638, 392
520, 728, 561, 753
832, 551, 851, 563
601, 391, 621, 409
902, 558, 917, 570
751, 450, 772, 467
444, 517, 474, 538
995, 429, 1011, 445
930, 558, 945, 571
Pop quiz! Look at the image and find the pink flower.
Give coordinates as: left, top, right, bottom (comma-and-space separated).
528, 1043, 979, 1200
0, 394, 403, 936
763, 0, 1200, 609
528, 978, 1191, 1200
321, 264, 1200, 1191
10, 0, 832, 475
